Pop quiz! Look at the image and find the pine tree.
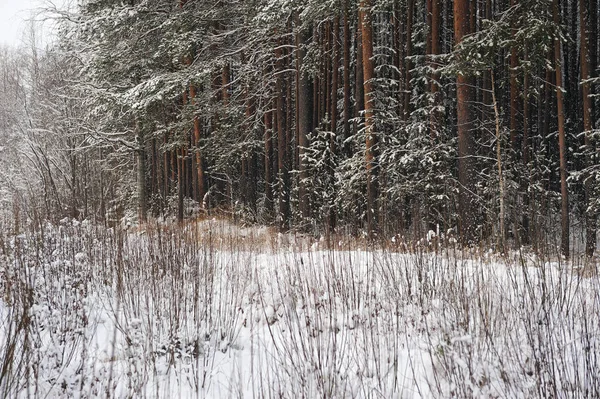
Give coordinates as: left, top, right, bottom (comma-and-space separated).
454, 0, 476, 242
360, 0, 378, 236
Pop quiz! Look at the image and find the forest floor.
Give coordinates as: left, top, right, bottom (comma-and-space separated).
1, 218, 599, 398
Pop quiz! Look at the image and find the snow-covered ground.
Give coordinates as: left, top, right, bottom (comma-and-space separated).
1, 219, 599, 398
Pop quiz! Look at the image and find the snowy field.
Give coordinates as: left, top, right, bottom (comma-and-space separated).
1, 219, 599, 398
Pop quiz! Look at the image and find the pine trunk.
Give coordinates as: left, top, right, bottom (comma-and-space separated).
264, 106, 274, 218
329, 16, 340, 232
275, 40, 289, 231
580, 0, 596, 257
355, 14, 365, 129
137, 121, 147, 223
343, 1, 352, 157
360, 0, 378, 236
189, 84, 206, 206
430, 0, 441, 139
553, 0, 570, 258
404, 0, 414, 120
177, 146, 184, 222
509, 0, 519, 151
522, 47, 531, 244
454, 0, 476, 243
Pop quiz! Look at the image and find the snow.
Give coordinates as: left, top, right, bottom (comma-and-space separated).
1, 220, 599, 398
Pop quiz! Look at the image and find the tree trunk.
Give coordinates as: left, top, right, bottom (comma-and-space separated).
430, 0, 441, 139
580, 0, 596, 257
509, 0, 519, 152
275, 40, 289, 231
163, 132, 169, 200
189, 84, 206, 207
137, 121, 147, 223
522, 47, 531, 244
285, 44, 294, 221
151, 138, 157, 201
469, 0, 477, 33
294, 24, 301, 176
312, 28, 322, 130
491, 72, 505, 252
589, 0, 597, 110
343, 1, 352, 157
454, 0, 476, 243
360, 0, 378, 236
177, 146, 184, 222
264, 106, 274, 218
427, 0, 433, 57
222, 63, 230, 106
392, 1, 402, 120
329, 15, 340, 233
242, 75, 255, 209
404, 0, 414, 120
297, 19, 313, 222
553, 0, 570, 258
355, 14, 365, 129
324, 22, 331, 132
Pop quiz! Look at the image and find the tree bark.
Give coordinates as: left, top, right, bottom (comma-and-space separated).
222, 63, 230, 106
522, 47, 531, 244
454, 0, 476, 243
355, 13, 365, 129
553, 0, 570, 258
136, 121, 147, 223
580, 0, 596, 257
151, 138, 157, 201
313, 27, 321, 132
163, 132, 169, 200
491, 72, 505, 252
509, 0, 519, 152
324, 22, 331, 132
430, 0, 441, 139
360, 0, 378, 236
264, 106, 274, 218
343, 1, 352, 157
275, 40, 289, 231
404, 0, 414, 120
189, 84, 206, 206
285, 41, 294, 218
296, 16, 314, 222
329, 15, 340, 232
177, 146, 184, 222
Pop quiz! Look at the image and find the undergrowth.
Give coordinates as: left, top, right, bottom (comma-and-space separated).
0, 217, 598, 398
